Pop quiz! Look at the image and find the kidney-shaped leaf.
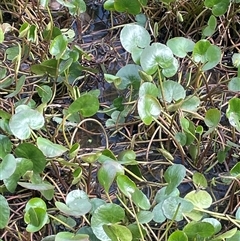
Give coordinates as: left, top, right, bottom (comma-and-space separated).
164, 164, 186, 195
184, 190, 212, 209
9, 105, 44, 140
116, 64, 142, 90
138, 95, 161, 125
167, 37, 195, 58
55, 231, 89, 241
228, 77, 240, 92
204, 0, 230, 16
162, 196, 194, 221
117, 175, 136, 197
114, 0, 142, 14
168, 230, 188, 241
132, 188, 151, 210
91, 203, 125, 241
15, 143, 46, 173
159, 80, 186, 103
193, 40, 221, 71
140, 43, 176, 75
120, 24, 150, 53
68, 94, 99, 117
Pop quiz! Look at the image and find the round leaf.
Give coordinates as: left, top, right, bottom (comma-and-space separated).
164, 164, 186, 195
140, 43, 175, 75
138, 95, 161, 125
137, 210, 153, 224
183, 221, 215, 238
68, 94, 99, 117
184, 190, 212, 209
193, 172, 208, 188
162, 197, 194, 221
15, 143, 46, 173
49, 34, 68, 59
55, 232, 89, 241
228, 77, 240, 91
114, 0, 141, 15
103, 224, 132, 241
9, 105, 44, 140
91, 203, 125, 241
160, 80, 186, 103
167, 37, 195, 58
116, 64, 142, 90
132, 188, 151, 210
226, 98, 240, 131
120, 24, 150, 54
202, 218, 222, 234
168, 230, 188, 241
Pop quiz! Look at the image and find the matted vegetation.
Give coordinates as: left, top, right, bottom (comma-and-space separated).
0, 0, 240, 240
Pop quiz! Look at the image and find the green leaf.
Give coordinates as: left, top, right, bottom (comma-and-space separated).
202, 218, 222, 234
152, 202, 166, 223
15, 143, 46, 173
168, 230, 188, 241
162, 196, 194, 221
103, 224, 132, 241
0, 194, 10, 228
55, 232, 89, 241
0, 28, 4, 43
226, 230, 240, 241
24, 197, 49, 233
114, 0, 142, 15
138, 95, 161, 125
0, 134, 12, 159
132, 188, 151, 210
116, 64, 142, 90
31, 59, 58, 76
104, 0, 115, 11
18, 181, 54, 191
164, 164, 186, 195
5, 75, 26, 98
193, 172, 208, 188
37, 137, 68, 158
236, 207, 240, 220
9, 105, 44, 140
68, 94, 99, 117
0, 154, 16, 180
160, 80, 186, 103
155, 186, 180, 203
116, 175, 136, 197
167, 37, 195, 58
181, 95, 200, 112
184, 190, 212, 209
49, 34, 68, 59
202, 15, 217, 37
232, 53, 240, 68
91, 203, 125, 241
230, 162, 240, 178
37, 85, 53, 103
228, 77, 240, 92
183, 221, 215, 238
193, 40, 221, 70
213, 228, 237, 240
117, 150, 138, 165
4, 158, 33, 192
136, 210, 153, 224
98, 160, 124, 192
120, 24, 150, 63
204, 108, 221, 135
140, 43, 178, 77
226, 98, 240, 131
77, 226, 101, 241
139, 82, 159, 97
204, 0, 230, 16
56, 190, 92, 217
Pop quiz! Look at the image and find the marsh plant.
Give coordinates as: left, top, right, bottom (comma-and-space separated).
0, 0, 240, 240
